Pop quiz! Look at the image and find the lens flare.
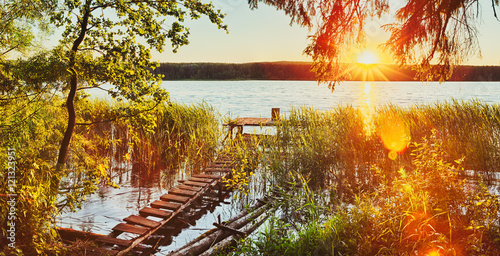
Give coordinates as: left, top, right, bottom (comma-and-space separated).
427, 249, 441, 256
379, 114, 411, 159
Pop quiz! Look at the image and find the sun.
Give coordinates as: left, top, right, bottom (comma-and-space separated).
357, 50, 379, 65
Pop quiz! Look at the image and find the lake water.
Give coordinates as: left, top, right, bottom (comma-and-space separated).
62, 80, 500, 254
163, 80, 500, 118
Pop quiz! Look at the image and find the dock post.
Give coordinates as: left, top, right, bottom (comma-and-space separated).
272, 108, 280, 121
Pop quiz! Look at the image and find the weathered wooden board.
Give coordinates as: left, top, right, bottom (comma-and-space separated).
191, 174, 222, 179
213, 160, 235, 164
124, 215, 160, 228
224, 117, 273, 126
160, 194, 190, 203
178, 184, 203, 192
207, 163, 234, 168
189, 177, 214, 183
151, 200, 181, 210
169, 188, 197, 197
204, 168, 232, 173
112, 223, 149, 235
139, 207, 172, 219
96, 236, 132, 247
183, 180, 208, 187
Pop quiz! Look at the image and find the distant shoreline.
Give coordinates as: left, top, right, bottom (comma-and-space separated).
152, 62, 500, 82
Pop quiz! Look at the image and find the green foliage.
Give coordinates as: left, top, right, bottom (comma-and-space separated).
0, 0, 54, 58
1, 97, 72, 254
230, 131, 500, 255
339, 132, 500, 255
46, 0, 228, 102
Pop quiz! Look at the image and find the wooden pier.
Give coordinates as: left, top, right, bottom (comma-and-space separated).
60, 109, 280, 255
72, 156, 238, 255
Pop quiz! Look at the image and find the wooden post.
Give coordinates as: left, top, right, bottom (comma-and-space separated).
271, 108, 280, 121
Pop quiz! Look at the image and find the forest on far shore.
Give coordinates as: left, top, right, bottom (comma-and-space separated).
152, 62, 500, 81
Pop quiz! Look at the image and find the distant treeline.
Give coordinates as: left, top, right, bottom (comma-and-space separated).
152, 62, 500, 81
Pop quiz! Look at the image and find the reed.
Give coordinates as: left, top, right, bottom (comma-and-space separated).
229, 130, 500, 256
129, 101, 221, 175
254, 100, 500, 198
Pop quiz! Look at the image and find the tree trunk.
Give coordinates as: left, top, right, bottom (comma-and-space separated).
56, 74, 78, 165
56, 1, 91, 166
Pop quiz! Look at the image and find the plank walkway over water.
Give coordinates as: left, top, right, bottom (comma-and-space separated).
92, 155, 237, 256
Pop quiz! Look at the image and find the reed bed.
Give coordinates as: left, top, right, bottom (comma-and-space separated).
228, 100, 500, 256
253, 100, 500, 196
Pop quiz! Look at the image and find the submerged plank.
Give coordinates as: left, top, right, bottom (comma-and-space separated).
124, 215, 160, 228
96, 235, 131, 246
151, 200, 181, 210
112, 223, 149, 235
169, 188, 197, 197
139, 207, 173, 219
160, 193, 190, 203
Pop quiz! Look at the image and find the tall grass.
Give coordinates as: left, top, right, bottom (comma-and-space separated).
129, 101, 221, 176
229, 131, 500, 256
255, 100, 500, 198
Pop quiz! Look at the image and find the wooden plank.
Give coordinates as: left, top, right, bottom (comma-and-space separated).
192, 174, 222, 179
209, 163, 234, 167
139, 207, 172, 219
178, 184, 203, 192
151, 200, 181, 210
205, 168, 231, 173
160, 193, 190, 203
169, 188, 197, 197
112, 223, 149, 235
124, 215, 160, 228
224, 117, 273, 126
183, 180, 208, 187
189, 177, 214, 183
96, 236, 131, 247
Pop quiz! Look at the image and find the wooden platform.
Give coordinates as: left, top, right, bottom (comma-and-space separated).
92, 156, 236, 255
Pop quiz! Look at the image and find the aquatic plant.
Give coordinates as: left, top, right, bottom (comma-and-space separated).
229, 131, 500, 255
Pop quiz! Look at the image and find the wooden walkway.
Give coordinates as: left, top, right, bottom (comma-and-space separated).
90, 155, 237, 255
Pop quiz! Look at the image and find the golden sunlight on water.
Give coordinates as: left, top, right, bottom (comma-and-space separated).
360, 82, 376, 135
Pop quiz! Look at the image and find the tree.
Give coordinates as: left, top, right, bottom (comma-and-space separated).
48, 0, 227, 167
249, 0, 500, 88
1, 0, 226, 253
1, 0, 55, 93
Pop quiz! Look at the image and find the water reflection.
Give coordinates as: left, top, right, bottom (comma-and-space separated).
359, 82, 376, 135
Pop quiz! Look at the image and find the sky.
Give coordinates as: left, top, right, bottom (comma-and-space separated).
154, 0, 500, 66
